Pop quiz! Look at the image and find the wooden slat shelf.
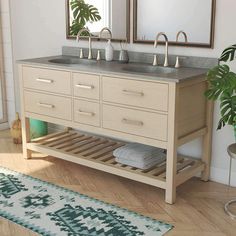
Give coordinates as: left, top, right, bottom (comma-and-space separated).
27, 130, 205, 190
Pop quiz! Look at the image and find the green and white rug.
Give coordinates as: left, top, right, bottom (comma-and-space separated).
0, 166, 173, 236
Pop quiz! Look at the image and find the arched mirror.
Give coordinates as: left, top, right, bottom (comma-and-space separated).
66, 0, 130, 42
133, 0, 216, 48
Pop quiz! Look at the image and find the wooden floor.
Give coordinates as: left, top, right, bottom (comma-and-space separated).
0, 129, 236, 236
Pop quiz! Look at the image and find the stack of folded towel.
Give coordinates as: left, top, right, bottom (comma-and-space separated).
113, 143, 166, 170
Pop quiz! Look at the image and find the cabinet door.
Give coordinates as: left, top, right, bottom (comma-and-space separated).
103, 104, 168, 141
24, 91, 72, 121
73, 73, 100, 100
23, 66, 71, 95
74, 99, 100, 127
102, 76, 169, 111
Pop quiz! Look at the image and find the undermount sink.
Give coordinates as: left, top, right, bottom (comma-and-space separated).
122, 65, 177, 74
48, 58, 177, 76
48, 58, 97, 65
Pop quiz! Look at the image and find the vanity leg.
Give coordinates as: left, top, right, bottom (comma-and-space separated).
165, 83, 179, 204
165, 145, 178, 204
18, 64, 31, 159
201, 100, 214, 181
21, 117, 32, 159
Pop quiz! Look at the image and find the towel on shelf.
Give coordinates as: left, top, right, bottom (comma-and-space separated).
115, 155, 166, 170
113, 143, 165, 161
113, 143, 166, 170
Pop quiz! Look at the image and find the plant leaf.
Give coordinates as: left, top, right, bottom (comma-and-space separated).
205, 54, 236, 130
69, 0, 101, 36
220, 44, 236, 62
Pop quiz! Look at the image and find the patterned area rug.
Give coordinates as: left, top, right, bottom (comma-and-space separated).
0, 167, 173, 236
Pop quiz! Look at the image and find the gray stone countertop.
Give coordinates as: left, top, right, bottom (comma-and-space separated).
17, 55, 208, 83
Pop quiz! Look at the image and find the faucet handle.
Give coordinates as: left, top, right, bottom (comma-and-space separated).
79, 48, 84, 59
164, 57, 169, 67
96, 50, 101, 61
88, 49, 92, 60
153, 55, 158, 66
175, 56, 187, 68
175, 56, 180, 68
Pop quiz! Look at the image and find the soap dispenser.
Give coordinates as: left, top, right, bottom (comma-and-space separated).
105, 39, 114, 61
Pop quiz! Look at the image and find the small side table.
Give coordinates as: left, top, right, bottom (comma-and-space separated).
225, 143, 236, 219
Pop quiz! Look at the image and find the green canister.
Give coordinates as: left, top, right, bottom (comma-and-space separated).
30, 119, 48, 139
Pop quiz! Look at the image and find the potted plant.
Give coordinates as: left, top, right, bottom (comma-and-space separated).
69, 0, 101, 36
205, 45, 236, 135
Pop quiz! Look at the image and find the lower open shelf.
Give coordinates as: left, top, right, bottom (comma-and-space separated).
27, 130, 205, 190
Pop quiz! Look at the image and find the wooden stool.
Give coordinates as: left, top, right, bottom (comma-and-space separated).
225, 143, 236, 219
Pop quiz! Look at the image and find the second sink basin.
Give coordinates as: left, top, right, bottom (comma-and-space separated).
122, 65, 177, 75
48, 57, 97, 65
47, 57, 177, 77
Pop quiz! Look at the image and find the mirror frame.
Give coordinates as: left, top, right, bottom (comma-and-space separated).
0, 28, 7, 124
133, 0, 216, 48
66, 0, 131, 43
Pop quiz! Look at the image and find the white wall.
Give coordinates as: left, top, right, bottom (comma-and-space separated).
9, 0, 236, 186
0, 0, 15, 126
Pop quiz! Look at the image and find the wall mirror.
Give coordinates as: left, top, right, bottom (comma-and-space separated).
66, 0, 130, 42
133, 0, 216, 48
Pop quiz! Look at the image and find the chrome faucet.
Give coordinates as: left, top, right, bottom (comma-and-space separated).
99, 27, 112, 39
175, 31, 188, 68
77, 28, 93, 60
153, 32, 169, 67
97, 27, 113, 61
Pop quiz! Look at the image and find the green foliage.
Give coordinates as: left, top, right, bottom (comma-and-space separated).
69, 0, 101, 36
205, 45, 236, 129
220, 44, 236, 62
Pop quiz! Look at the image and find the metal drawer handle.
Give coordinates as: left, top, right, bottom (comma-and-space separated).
77, 110, 95, 117
122, 89, 144, 96
76, 84, 94, 89
37, 102, 54, 109
36, 78, 54, 83
122, 118, 144, 126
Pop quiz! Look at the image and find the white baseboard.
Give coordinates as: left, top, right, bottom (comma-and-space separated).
210, 166, 236, 187
0, 122, 9, 130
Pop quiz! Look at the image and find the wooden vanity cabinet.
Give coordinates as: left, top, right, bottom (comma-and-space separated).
19, 64, 213, 204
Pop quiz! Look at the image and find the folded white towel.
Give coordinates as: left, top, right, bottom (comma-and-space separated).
113, 143, 166, 170
113, 143, 165, 161
116, 154, 165, 170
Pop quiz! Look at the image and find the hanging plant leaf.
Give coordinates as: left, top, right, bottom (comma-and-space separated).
205, 64, 236, 100
205, 44, 236, 130
219, 44, 236, 62
218, 92, 236, 129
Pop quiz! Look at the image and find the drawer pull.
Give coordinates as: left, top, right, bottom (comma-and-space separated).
76, 84, 94, 89
77, 110, 95, 117
36, 78, 54, 83
37, 102, 54, 109
122, 118, 144, 126
122, 89, 144, 96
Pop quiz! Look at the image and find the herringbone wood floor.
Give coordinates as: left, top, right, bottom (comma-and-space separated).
0, 129, 236, 236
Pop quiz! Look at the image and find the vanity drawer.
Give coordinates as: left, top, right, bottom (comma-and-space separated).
73, 72, 100, 100
102, 76, 169, 111
22, 66, 71, 95
103, 105, 168, 141
74, 99, 100, 127
24, 91, 72, 120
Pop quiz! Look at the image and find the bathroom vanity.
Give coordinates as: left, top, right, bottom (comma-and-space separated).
18, 56, 213, 204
